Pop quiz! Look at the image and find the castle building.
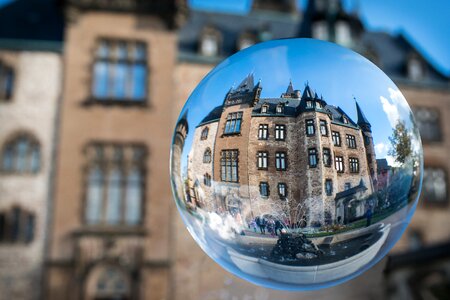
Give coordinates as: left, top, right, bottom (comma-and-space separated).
189, 74, 377, 226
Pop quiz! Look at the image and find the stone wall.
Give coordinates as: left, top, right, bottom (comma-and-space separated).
0, 51, 62, 300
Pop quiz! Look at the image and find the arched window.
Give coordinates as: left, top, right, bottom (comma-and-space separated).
203, 148, 212, 163
201, 127, 209, 140
200, 27, 221, 57
1, 133, 40, 174
0, 207, 35, 244
0, 61, 14, 100
84, 143, 146, 226
85, 265, 130, 300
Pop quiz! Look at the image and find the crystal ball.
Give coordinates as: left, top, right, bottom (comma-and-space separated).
170, 39, 423, 290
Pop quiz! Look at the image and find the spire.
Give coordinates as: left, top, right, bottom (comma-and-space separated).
286, 80, 294, 93
355, 99, 371, 131
302, 82, 313, 99
236, 73, 255, 91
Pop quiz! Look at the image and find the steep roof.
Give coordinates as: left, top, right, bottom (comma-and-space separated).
355, 100, 371, 126
198, 105, 223, 126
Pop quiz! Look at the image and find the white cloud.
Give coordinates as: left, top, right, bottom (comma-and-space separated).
379, 87, 411, 128
374, 142, 388, 157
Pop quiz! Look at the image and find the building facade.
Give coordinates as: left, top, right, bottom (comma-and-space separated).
187, 75, 377, 227
45, 1, 177, 299
0, 0, 63, 299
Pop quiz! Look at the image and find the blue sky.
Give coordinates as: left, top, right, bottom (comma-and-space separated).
179, 39, 418, 171
189, 0, 450, 77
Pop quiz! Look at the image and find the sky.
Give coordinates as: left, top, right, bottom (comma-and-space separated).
189, 0, 450, 77
179, 39, 419, 171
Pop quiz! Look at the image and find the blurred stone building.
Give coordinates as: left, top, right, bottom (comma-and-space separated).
0, 0, 63, 299
45, 0, 177, 299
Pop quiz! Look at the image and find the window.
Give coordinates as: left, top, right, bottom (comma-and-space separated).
258, 124, 268, 140
275, 124, 286, 140
1, 133, 40, 174
325, 179, 333, 196
336, 21, 351, 46
276, 104, 284, 114
308, 148, 318, 167
84, 143, 146, 226
0, 61, 14, 100
423, 168, 447, 204
278, 183, 287, 198
201, 32, 220, 57
306, 101, 313, 108
203, 148, 211, 163
220, 150, 239, 182
312, 21, 328, 40
335, 156, 344, 173
320, 120, 328, 136
260, 182, 269, 197
349, 157, 359, 173
306, 119, 315, 136
414, 107, 442, 142
224, 112, 243, 135
238, 36, 255, 50
408, 57, 423, 81
346, 134, 357, 148
261, 104, 269, 113
332, 131, 341, 146
343, 116, 349, 124
0, 207, 35, 244
201, 127, 209, 140
204, 173, 212, 187
257, 151, 268, 170
275, 152, 287, 170
323, 148, 331, 167
92, 40, 147, 102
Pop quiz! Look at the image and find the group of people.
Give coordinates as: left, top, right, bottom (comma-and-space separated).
249, 216, 285, 237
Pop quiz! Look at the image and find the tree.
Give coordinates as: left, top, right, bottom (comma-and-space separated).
389, 121, 412, 164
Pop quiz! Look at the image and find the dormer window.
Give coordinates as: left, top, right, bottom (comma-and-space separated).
276, 104, 284, 114
336, 21, 351, 46
238, 33, 256, 50
306, 101, 313, 108
312, 21, 328, 40
342, 116, 348, 124
261, 104, 269, 113
408, 56, 424, 81
200, 28, 221, 57
316, 102, 322, 109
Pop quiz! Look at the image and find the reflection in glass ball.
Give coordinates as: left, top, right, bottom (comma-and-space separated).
170, 39, 423, 290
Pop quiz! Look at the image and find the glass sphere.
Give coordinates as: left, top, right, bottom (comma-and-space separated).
170, 39, 423, 290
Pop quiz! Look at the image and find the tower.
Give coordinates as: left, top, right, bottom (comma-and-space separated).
356, 100, 378, 189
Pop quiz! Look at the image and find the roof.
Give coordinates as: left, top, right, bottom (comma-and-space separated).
0, 0, 64, 51
198, 105, 223, 126
355, 100, 371, 126
178, 9, 301, 63
376, 159, 391, 171
252, 97, 301, 117
335, 179, 368, 200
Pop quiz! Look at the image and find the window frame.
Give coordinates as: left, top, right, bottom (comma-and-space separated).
349, 157, 359, 173
1, 133, 41, 174
220, 149, 239, 182
332, 131, 341, 147
258, 124, 269, 140
278, 183, 287, 198
346, 134, 357, 149
275, 124, 286, 141
257, 151, 269, 170
319, 120, 328, 136
308, 148, 318, 168
325, 179, 333, 196
200, 127, 209, 140
306, 119, 315, 136
89, 39, 149, 105
203, 148, 212, 163
323, 148, 332, 167
259, 182, 269, 197
335, 155, 344, 173
223, 112, 243, 135
275, 151, 287, 171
